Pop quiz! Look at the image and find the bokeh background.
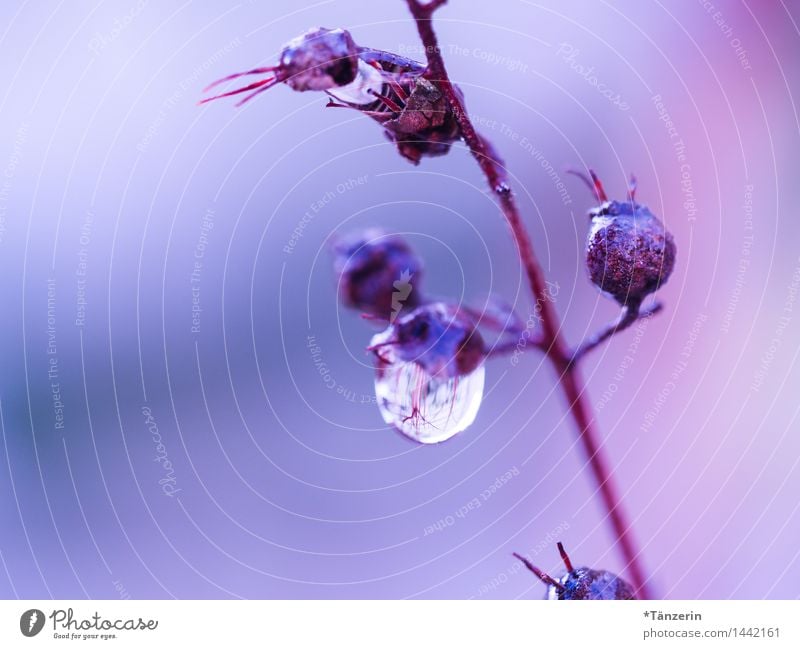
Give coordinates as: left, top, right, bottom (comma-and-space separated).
1, 0, 799, 599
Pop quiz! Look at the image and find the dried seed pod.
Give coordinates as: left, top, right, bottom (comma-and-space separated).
200, 28, 463, 163
572, 170, 676, 308
328, 50, 463, 163
376, 76, 462, 164
332, 229, 423, 320
514, 542, 637, 600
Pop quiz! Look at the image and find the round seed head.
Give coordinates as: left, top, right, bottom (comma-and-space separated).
586, 199, 676, 306
569, 170, 676, 306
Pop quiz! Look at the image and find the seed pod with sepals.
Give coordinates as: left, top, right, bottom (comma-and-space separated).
514, 542, 636, 600
571, 169, 676, 310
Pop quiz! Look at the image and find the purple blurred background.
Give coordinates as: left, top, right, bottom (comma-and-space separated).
1, 0, 799, 599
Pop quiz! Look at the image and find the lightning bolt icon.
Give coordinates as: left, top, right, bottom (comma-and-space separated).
390, 269, 414, 322
28, 611, 38, 632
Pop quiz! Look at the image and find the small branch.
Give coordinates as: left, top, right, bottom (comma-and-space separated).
571, 301, 663, 365
405, 0, 652, 598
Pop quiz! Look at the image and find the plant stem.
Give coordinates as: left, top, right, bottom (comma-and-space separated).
405, 0, 652, 598
572, 301, 663, 365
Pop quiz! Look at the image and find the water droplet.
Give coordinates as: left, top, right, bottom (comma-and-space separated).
372, 341, 485, 444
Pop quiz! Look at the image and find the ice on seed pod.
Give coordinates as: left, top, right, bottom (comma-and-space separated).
370, 303, 486, 444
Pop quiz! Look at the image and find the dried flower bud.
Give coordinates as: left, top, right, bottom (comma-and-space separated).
572, 170, 676, 307
333, 229, 423, 319
515, 542, 637, 600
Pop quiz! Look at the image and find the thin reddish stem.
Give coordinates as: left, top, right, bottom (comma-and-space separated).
198, 76, 277, 105
512, 553, 564, 594
405, 0, 652, 599
572, 301, 663, 364
566, 168, 608, 203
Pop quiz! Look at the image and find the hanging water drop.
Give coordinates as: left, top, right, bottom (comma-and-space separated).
373, 344, 485, 444
368, 303, 486, 444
